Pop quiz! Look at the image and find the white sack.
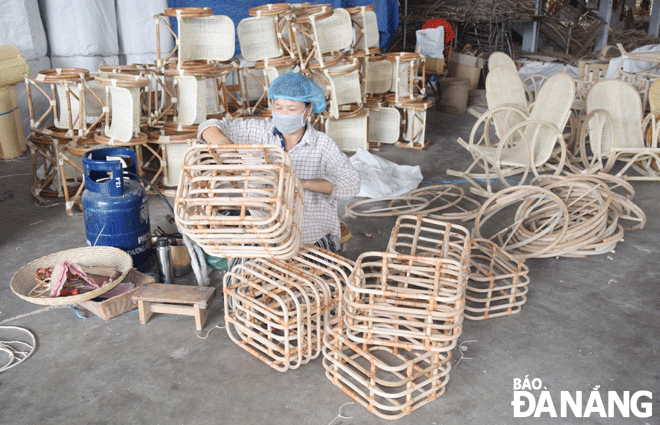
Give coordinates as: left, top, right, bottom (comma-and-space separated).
39, 0, 118, 57
116, 0, 174, 57
415, 27, 444, 59
121, 53, 159, 66
349, 148, 423, 198
605, 44, 660, 79
517, 61, 578, 82
0, 0, 48, 61
50, 55, 119, 72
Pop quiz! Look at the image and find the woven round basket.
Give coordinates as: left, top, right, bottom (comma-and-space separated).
11, 247, 133, 306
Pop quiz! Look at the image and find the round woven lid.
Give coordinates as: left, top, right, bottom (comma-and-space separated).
11, 247, 133, 306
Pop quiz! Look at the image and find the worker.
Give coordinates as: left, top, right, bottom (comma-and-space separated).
196, 72, 360, 261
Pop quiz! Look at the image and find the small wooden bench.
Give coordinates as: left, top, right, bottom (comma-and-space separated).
132, 283, 216, 331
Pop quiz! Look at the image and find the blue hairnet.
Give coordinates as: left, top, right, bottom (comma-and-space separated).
268, 72, 326, 114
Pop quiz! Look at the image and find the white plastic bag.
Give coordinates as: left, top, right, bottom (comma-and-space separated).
349, 148, 424, 198
415, 27, 444, 59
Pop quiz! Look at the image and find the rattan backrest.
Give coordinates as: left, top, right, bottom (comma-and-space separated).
325, 111, 368, 152
363, 57, 392, 95
367, 107, 400, 144
178, 15, 235, 63
488, 52, 516, 71
84, 78, 106, 117
175, 75, 207, 125
585, 79, 645, 154
312, 8, 353, 55
525, 72, 575, 164
486, 66, 529, 137
107, 86, 136, 142
352, 9, 379, 52
55, 83, 81, 130
237, 16, 283, 62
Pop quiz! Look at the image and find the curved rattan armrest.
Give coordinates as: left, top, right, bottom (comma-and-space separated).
466, 104, 530, 148
642, 109, 660, 148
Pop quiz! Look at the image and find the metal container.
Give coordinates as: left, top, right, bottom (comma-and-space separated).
155, 237, 174, 284
82, 147, 151, 270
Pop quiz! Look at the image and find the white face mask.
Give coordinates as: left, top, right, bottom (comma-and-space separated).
272, 111, 306, 134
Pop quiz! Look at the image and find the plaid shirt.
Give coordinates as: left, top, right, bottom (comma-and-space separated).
198, 118, 360, 245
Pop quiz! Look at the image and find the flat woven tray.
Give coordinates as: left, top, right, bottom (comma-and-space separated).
10, 247, 133, 306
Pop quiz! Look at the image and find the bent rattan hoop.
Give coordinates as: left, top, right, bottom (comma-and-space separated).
163, 7, 213, 18
473, 185, 570, 260
344, 195, 430, 218
400, 185, 483, 222
11, 246, 132, 305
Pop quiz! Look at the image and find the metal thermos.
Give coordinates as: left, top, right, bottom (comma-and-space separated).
156, 237, 174, 284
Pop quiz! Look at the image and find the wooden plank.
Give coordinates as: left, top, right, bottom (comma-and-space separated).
132, 283, 215, 307
148, 303, 195, 316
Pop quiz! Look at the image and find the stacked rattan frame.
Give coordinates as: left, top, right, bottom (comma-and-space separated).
23, 68, 103, 140
157, 7, 235, 67
149, 128, 199, 196
346, 5, 380, 56
322, 216, 471, 420
23, 69, 107, 203
224, 245, 354, 371
174, 144, 303, 259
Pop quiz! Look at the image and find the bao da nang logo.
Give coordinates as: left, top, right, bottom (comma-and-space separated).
511, 376, 653, 419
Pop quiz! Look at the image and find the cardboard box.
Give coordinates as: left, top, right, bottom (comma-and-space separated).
425, 57, 445, 74
448, 52, 485, 90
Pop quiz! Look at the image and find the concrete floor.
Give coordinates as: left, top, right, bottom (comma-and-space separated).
0, 108, 658, 425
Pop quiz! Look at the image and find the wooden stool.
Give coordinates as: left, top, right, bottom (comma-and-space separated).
132, 283, 216, 330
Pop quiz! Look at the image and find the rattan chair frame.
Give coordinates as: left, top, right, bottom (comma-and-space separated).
322, 322, 451, 420
579, 79, 660, 180
175, 144, 303, 259
385, 52, 426, 102
224, 246, 351, 371
448, 73, 575, 196
464, 238, 529, 320
397, 99, 430, 150
343, 251, 467, 352
24, 70, 99, 140
386, 215, 472, 264
347, 6, 379, 56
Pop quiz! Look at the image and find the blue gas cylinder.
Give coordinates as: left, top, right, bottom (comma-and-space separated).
82, 147, 151, 270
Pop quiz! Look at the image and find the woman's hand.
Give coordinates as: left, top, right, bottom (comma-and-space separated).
201, 126, 233, 145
